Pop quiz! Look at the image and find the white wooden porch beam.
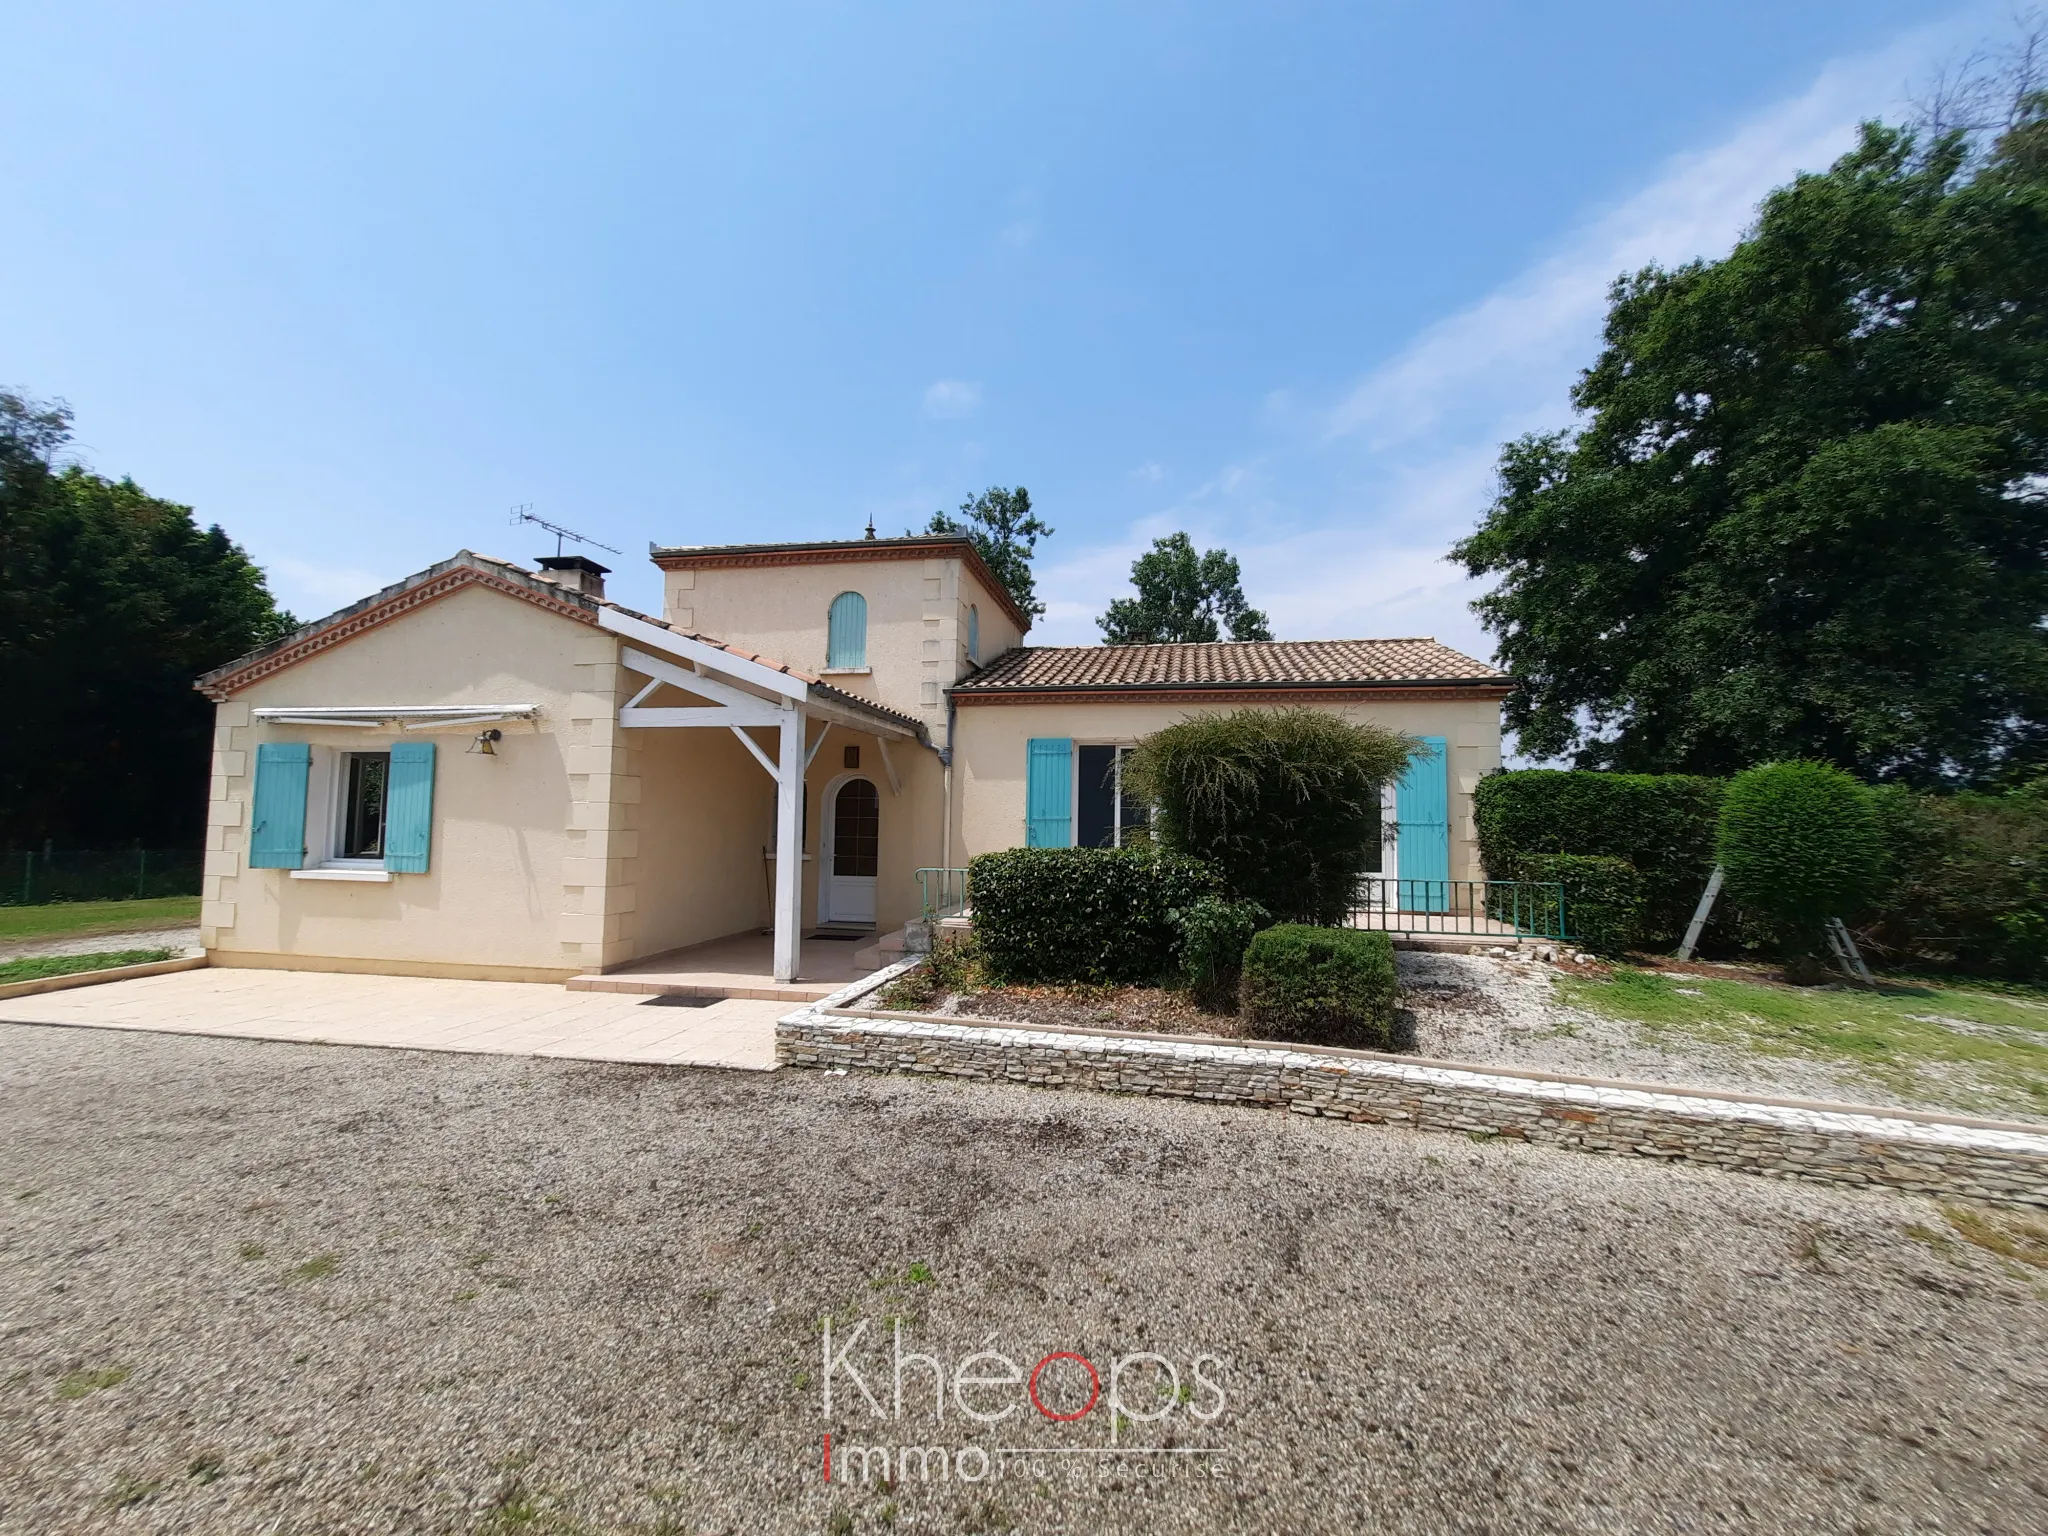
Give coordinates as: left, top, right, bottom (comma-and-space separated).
729, 725, 781, 781
600, 609, 807, 700
620, 703, 784, 729
620, 645, 780, 713
805, 722, 830, 770
773, 705, 805, 983
874, 735, 900, 795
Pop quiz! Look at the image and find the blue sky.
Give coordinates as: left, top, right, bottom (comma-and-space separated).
0, 1, 1997, 657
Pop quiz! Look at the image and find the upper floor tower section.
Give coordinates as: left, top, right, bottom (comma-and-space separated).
649, 535, 1030, 738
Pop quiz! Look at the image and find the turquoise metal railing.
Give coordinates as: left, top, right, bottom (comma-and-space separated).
916, 867, 970, 920
1349, 878, 1569, 940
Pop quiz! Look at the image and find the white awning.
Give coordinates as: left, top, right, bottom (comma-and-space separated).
250, 705, 539, 732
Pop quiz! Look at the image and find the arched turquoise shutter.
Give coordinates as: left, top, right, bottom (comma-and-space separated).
249, 743, 311, 869
1025, 738, 1072, 847
967, 605, 980, 664
827, 591, 867, 668
383, 741, 436, 873
1396, 735, 1450, 913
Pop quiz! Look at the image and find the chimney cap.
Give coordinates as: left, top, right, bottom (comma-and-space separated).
534, 554, 612, 577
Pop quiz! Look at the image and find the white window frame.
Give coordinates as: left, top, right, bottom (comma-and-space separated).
289, 743, 397, 881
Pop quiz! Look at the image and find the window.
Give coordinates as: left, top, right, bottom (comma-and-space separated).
827, 591, 867, 669
338, 752, 391, 859
1076, 745, 1150, 848
967, 604, 980, 664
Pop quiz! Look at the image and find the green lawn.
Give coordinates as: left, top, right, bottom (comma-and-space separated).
0, 949, 178, 984
1559, 967, 2048, 1118
0, 896, 199, 944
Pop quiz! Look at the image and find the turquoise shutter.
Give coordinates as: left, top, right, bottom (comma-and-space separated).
827, 591, 867, 668
967, 606, 980, 664
1396, 735, 1450, 913
383, 741, 436, 873
1025, 738, 1073, 847
249, 743, 311, 869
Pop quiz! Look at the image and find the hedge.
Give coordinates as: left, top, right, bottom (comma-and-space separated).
1169, 896, 1270, 1012
1516, 854, 1643, 956
1862, 779, 2047, 982
1474, 770, 1724, 948
968, 846, 1219, 984
1240, 925, 1398, 1050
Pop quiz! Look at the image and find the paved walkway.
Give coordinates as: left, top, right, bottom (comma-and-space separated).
0, 967, 780, 1069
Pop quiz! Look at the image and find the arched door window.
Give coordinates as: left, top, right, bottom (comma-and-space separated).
967, 604, 980, 664
827, 591, 867, 668
832, 778, 880, 877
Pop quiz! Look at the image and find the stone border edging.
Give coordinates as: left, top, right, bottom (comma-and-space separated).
777, 991, 2048, 1210
0, 953, 207, 1001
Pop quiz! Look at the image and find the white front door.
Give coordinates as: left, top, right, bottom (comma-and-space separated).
824, 776, 879, 925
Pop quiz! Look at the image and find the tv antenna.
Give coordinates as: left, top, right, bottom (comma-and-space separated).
509, 505, 622, 559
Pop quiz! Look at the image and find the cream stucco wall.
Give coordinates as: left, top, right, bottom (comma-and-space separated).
662, 551, 1023, 749
949, 696, 1505, 881
205, 584, 599, 980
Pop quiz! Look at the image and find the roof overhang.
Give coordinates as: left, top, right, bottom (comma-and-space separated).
649, 535, 1033, 634
949, 681, 1516, 707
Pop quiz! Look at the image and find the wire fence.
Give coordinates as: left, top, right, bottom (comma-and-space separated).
2, 849, 205, 907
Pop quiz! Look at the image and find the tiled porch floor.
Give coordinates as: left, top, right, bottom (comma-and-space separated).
568, 929, 874, 1001
0, 968, 782, 1069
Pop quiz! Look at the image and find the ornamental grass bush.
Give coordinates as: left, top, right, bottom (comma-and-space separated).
1239, 925, 1399, 1050
968, 846, 1218, 984
1123, 708, 1415, 926
1717, 761, 1882, 975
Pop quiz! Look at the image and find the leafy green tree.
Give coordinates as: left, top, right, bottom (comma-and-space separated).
914, 486, 1053, 620
0, 391, 296, 848
1098, 533, 1273, 644
1454, 103, 2048, 786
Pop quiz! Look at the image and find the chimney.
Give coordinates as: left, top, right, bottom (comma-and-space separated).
532, 554, 609, 601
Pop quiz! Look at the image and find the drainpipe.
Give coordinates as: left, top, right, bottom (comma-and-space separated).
939, 690, 957, 874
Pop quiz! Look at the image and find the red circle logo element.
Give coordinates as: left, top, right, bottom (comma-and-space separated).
1028, 1352, 1101, 1421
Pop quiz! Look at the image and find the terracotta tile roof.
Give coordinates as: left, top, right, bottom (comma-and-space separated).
950, 638, 1507, 695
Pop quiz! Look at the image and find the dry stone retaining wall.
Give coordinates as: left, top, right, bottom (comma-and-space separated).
779, 1002, 2048, 1210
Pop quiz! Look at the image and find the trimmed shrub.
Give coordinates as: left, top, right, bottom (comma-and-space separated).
1168, 896, 1270, 1012
1863, 778, 2048, 982
1239, 925, 1399, 1050
1123, 708, 1415, 926
1717, 761, 1882, 966
1516, 854, 1644, 956
1473, 770, 1724, 947
968, 846, 1218, 984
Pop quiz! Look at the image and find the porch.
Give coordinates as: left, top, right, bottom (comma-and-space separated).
566, 929, 874, 1003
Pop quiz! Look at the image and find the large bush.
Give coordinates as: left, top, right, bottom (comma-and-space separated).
1863, 778, 2048, 982
1473, 770, 1724, 947
1515, 854, 1644, 956
1717, 761, 1882, 967
968, 846, 1218, 984
1168, 896, 1270, 1012
1239, 925, 1399, 1051
1123, 708, 1415, 926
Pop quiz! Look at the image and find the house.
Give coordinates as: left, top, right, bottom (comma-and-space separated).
194, 535, 1509, 985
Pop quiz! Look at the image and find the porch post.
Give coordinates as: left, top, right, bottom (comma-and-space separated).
773, 701, 805, 983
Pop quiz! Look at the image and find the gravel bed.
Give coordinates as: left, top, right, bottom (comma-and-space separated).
3, 1022, 2046, 1534
0, 926, 202, 963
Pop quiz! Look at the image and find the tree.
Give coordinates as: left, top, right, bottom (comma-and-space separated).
0, 391, 296, 848
1098, 533, 1273, 644
914, 486, 1053, 620
1453, 90, 2048, 787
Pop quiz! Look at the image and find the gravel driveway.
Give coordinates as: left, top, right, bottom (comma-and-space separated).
2, 1021, 2044, 1535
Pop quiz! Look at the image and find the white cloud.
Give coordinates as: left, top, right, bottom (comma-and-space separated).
923, 379, 982, 418
1034, 20, 1977, 664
